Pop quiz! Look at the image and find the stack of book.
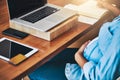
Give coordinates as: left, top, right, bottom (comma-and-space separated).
64, 0, 108, 24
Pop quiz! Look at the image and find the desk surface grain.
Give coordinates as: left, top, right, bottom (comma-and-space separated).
0, 22, 90, 80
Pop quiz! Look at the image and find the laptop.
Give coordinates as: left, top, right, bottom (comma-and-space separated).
6, 0, 77, 32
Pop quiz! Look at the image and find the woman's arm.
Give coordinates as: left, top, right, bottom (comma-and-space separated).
74, 40, 90, 68
97, 0, 120, 16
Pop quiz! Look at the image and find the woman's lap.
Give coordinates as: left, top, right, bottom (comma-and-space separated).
28, 48, 78, 80
48, 48, 78, 64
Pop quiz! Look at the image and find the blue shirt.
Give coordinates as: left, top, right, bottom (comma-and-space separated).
65, 15, 120, 80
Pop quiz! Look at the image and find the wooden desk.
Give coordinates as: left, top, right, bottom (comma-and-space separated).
0, 0, 113, 80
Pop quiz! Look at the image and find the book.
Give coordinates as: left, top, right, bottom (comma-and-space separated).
78, 15, 98, 25
64, 0, 108, 24
64, 0, 107, 19
0, 37, 38, 65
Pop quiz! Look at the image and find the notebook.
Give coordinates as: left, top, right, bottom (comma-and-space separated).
6, 0, 77, 32
0, 37, 38, 65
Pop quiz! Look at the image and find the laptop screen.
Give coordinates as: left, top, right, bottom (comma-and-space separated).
7, 0, 47, 19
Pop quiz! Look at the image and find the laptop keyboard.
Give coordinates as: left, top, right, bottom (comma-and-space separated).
21, 6, 59, 23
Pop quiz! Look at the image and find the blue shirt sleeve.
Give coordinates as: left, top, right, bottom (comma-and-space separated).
83, 26, 120, 80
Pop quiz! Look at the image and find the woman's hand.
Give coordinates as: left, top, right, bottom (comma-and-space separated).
97, 0, 104, 8
97, 0, 120, 16
76, 40, 90, 55
74, 40, 90, 68
97, 0, 110, 8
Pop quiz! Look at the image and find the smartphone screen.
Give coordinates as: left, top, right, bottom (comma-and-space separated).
2, 28, 29, 39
